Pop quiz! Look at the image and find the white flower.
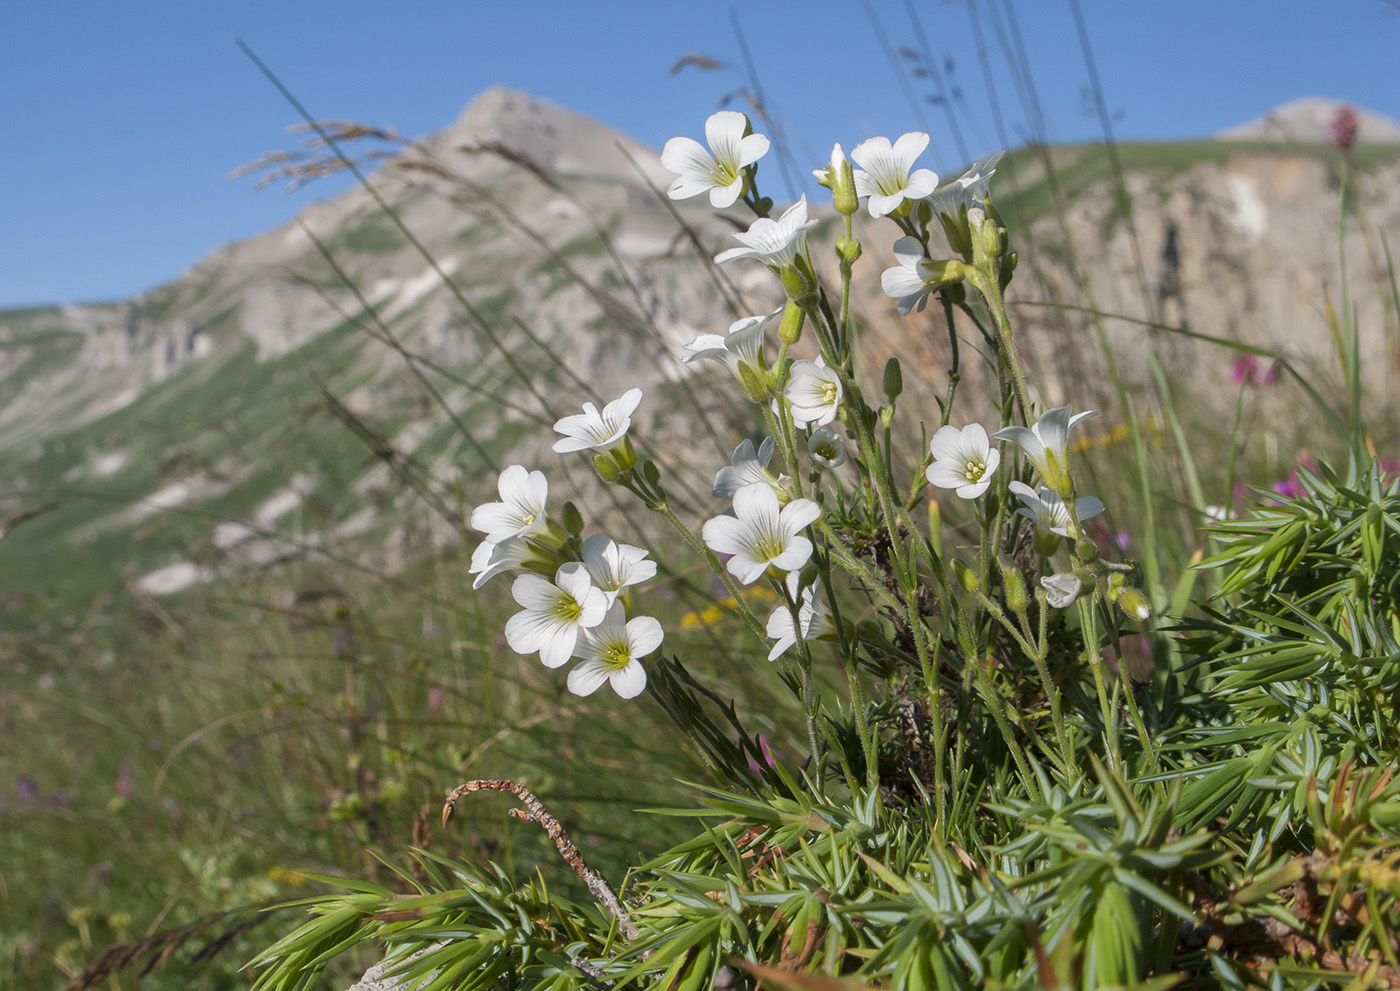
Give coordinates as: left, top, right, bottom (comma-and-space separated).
681, 309, 776, 381
581, 534, 656, 606
661, 111, 770, 210
766, 574, 836, 661
714, 438, 785, 500
880, 236, 958, 315
807, 426, 847, 469
850, 133, 939, 219
470, 465, 549, 544
567, 603, 663, 699
926, 423, 1000, 499
469, 536, 531, 590
715, 196, 817, 268
702, 482, 821, 584
994, 405, 1099, 494
1041, 572, 1083, 609
504, 563, 608, 668
1009, 481, 1104, 538
553, 388, 643, 454
785, 357, 843, 428
925, 150, 1004, 218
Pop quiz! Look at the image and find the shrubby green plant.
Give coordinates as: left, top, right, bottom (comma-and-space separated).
249, 112, 1400, 990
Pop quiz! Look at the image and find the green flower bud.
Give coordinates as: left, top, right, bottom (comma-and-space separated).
996, 555, 1029, 614
1116, 586, 1152, 622
1074, 539, 1100, 564
830, 148, 858, 216
952, 558, 980, 593
882, 357, 903, 402
593, 453, 622, 484
561, 501, 584, 536
978, 218, 1006, 260
778, 300, 805, 345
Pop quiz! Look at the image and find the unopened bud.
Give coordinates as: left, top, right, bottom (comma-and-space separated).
996, 555, 1029, 613
883, 357, 903, 402
829, 145, 859, 216
561, 501, 584, 535
1117, 587, 1152, 622
979, 220, 1006, 260
1074, 539, 1100, 564
778, 300, 805, 345
593, 454, 622, 484
952, 558, 980, 593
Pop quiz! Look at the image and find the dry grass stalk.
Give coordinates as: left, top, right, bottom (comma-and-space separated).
441, 778, 639, 941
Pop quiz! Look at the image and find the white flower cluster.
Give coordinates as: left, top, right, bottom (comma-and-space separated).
468, 396, 663, 699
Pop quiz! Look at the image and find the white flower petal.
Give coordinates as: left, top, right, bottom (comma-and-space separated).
567, 658, 613, 696
608, 660, 648, 699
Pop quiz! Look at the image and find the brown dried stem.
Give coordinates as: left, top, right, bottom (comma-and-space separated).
442, 779, 640, 941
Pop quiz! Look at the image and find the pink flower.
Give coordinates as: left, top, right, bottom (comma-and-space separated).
1326, 105, 1359, 153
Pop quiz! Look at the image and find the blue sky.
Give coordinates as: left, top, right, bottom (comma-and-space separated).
2, 1, 1397, 309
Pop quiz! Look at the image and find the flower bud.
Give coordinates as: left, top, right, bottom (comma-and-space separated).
1074, 539, 1100, 564
828, 144, 859, 216
1116, 586, 1152, 622
561, 500, 584, 536
978, 218, 1006, 260
778, 300, 805, 345
952, 558, 980, 593
996, 555, 1029, 614
593, 454, 622, 484
882, 357, 903, 402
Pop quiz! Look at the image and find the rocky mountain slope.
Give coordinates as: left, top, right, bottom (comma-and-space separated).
1, 88, 1397, 626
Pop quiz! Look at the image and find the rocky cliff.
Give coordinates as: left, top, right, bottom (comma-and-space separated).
0, 88, 1396, 618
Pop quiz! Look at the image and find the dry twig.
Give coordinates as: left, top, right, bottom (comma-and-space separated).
442, 778, 640, 941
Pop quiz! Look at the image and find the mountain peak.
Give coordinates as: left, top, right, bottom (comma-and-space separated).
433, 85, 668, 183
1216, 97, 1400, 144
